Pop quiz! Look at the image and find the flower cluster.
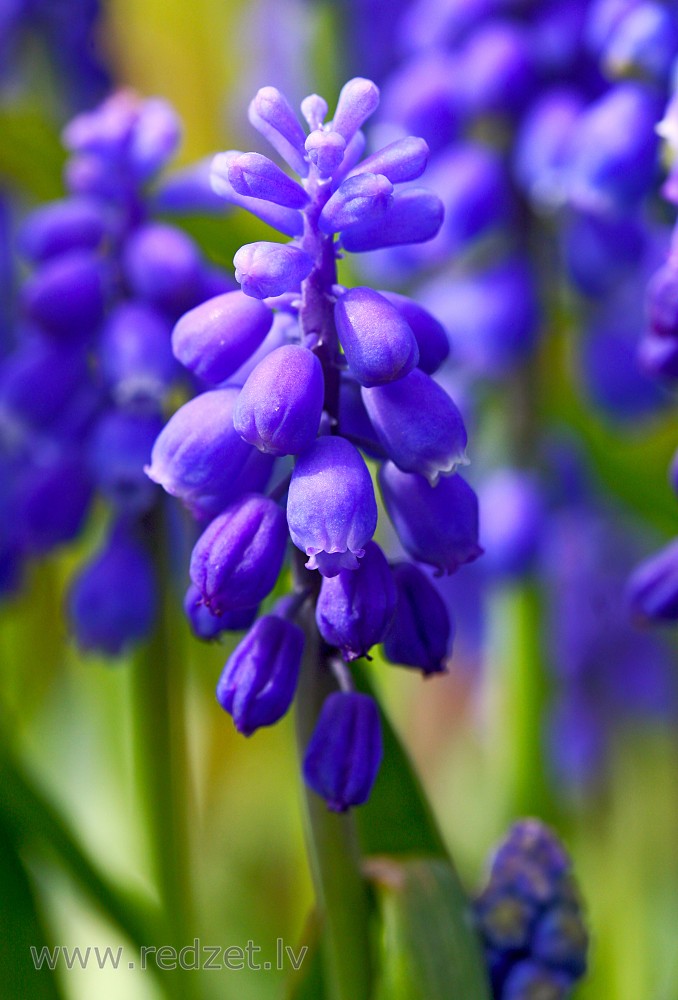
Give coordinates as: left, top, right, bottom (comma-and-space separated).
0, 0, 109, 109
0, 92, 229, 652
440, 454, 676, 795
627, 95, 678, 622
149, 78, 482, 810
474, 820, 588, 1000
362, 0, 677, 417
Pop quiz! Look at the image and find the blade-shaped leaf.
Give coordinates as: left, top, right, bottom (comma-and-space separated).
285, 909, 328, 1000
367, 857, 492, 1000
352, 662, 446, 858
0, 816, 63, 1000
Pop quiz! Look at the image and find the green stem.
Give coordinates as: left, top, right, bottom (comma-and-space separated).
131, 503, 197, 996
483, 347, 557, 823
294, 605, 373, 1000
486, 581, 554, 821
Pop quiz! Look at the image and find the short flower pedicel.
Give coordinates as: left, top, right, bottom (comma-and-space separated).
152, 78, 483, 809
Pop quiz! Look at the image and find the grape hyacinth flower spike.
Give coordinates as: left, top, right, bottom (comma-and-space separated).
474, 820, 588, 999
152, 77, 482, 812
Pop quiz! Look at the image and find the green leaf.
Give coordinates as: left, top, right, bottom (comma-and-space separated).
285, 910, 327, 1000
0, 105, 65, 201
367, 857, 492, 1000
352, 662, 447, 858
0, 816, 63, 1000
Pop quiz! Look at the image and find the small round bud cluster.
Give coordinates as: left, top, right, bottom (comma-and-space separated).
474, 820, 588, 1000
0, 91, 231, 655
150, 78, 483, 809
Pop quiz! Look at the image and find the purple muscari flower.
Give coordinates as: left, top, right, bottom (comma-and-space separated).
379, 462, 482, 574
513, 88, 585, 210
420, 259, 540, 379
0, 335, 91, 430
601, 1, 678, 84
474, 820, 588, 999
171, 290, 274, 386
183, 583, 258, 641
125, 97, 182, 181
68, 521, 156, 657
233, 344, 324, 455
377, 53, 464, 156
227, 152, 309, 208
315, 540, 396, 661
210, 152, 306, 237
99, 302, 179, 409
87, 409, 163, 514
122, 223, 203, 317
627, 539, 678, 621
337, 375, 386, 458
64, 92, 180, 194
303, 691, 383, 811
562, 209, 645, 299
670, 448, 678, 496
348, 136, 430, 185
332, 78, 381, 142
547, 693, 608, 793
410, 143, 511, 265
233, 242, 314, 299
383, 561, 452, 675
225, 311, 298, 388
531, 905, 589, 978
17, 448, 93, 554
581, 322, 666, 418
529, 0, 589, 78
457, 21, 536, 118
189, 494, 288, 615
502, 961, 573, 1000
362, 368, 468, 484
340, 187, 444, 252
216, 614, 304, 735
192, 448, 276, 525
155, 156, 231, 214
476, 891, 536, 955
585, 0, 641, 56
565, 83, 662, 213
305, 128, 347, 179
646, 258, 678, 340
17, 197, 108, 263
287, 436, 378, 577
151, 78, 461, 806
248, 86, 309, 177
145, 389, 253, 513
319, 173, 394, 234
376, 291, 449, 374
21, 249, 107, 340
479, 469, 544, 578
334, 287, 419, 386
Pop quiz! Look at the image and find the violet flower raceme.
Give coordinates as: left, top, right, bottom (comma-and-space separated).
150, 77, 482, 809
0, 91, 234, 656
474, 820, 588, 1000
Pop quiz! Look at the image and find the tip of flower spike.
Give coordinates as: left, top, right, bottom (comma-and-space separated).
331, 78, 380, 144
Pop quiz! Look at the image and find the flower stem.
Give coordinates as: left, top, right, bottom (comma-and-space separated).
294, 601, 373, 1000
131, 502, 197, 996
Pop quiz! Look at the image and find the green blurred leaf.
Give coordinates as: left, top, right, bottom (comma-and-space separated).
367, 857, 491, 1000
285, 910, 327, 1000
352, 663, 447, 858
0, 105, 65, 200
0, 817, 63, 1000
